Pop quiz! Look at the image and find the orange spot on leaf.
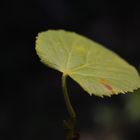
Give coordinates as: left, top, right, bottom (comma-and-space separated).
100, 79, 113, 91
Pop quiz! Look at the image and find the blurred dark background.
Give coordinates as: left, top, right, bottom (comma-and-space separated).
1, 0, 140, 140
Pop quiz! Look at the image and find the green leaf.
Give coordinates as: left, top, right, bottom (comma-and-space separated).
35, 29, 140, 97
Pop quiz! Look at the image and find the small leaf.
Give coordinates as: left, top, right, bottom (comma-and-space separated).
36, 29, 140, 97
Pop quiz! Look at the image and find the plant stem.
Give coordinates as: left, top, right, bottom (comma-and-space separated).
62, 74, 80, 140
62, 74, 76, 119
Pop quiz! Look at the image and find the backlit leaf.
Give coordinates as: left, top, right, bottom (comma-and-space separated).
36, 30, 140, 97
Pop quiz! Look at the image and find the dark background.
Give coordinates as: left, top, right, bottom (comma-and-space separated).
1, 0, 140, 140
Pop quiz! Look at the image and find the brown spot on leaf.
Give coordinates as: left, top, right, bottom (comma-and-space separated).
100, 79, 113, 91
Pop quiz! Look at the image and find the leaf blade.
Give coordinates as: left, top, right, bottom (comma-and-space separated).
36, 29, 140, 97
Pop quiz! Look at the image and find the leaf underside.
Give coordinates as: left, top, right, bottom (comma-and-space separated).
36, 29, 140, 97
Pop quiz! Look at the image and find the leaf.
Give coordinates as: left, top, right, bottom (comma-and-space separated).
35, 29, 140, 97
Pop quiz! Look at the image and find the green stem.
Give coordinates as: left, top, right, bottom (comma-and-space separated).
62, 74, 80, 140
62, 74, 76, 119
